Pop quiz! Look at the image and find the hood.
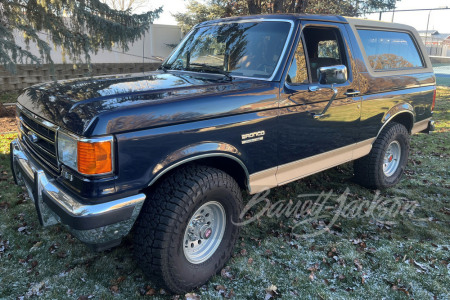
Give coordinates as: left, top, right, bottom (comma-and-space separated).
17, 71, 268, 136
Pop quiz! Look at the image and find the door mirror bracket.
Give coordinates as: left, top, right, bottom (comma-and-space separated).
308, 85, 338, 119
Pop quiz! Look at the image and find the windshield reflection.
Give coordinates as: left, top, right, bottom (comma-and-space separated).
164, 21, 292, 79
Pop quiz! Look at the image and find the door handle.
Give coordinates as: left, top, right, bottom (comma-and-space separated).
308, 86, 323, 92
344, 89, 360, 97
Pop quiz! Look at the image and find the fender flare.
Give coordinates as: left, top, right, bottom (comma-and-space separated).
147, 142, 249, 187
375, 103, 415, 139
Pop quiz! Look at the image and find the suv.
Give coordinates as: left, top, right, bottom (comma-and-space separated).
10, 14, 435, 293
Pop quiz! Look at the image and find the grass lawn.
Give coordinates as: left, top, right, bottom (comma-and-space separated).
0, 91, 19, 105
0, 88, 448, 299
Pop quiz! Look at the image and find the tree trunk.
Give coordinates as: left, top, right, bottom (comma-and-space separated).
294, 0, 308, 13
273, 0, 284, 13
246, 0, 261, 14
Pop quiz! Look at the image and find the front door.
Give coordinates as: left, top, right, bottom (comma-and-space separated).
277, 21, 361, 185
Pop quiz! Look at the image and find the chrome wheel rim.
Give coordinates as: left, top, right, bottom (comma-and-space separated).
383, 141, 401, 177
183, 201, 226, 264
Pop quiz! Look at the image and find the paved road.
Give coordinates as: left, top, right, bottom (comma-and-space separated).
433, 63, 450, 86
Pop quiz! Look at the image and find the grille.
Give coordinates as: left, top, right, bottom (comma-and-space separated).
19, 108, 59, 171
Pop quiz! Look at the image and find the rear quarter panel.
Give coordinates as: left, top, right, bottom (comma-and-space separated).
344, 21, 436, 141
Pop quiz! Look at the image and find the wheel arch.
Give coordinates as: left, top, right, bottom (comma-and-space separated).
146, 143, 250, 192
377, 103, 415, 138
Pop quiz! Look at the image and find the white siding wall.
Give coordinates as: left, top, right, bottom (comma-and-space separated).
13, 24, 183, 64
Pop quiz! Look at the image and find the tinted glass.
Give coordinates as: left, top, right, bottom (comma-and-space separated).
287, 39, 308, 84
358, 29, 423, 70
302, 27, 348, 83
165, 22, 291, 79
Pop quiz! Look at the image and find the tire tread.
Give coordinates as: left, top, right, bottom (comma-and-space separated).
354, 122, 410, 189
134, 164, 242, 293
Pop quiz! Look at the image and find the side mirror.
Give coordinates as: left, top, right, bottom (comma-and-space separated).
318, 65, 347, 85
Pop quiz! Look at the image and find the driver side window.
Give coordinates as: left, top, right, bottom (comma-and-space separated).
287, 26, 348, 85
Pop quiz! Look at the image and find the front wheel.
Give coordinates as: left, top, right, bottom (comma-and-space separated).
134, 165, 242, 294
354, 122, 410, 189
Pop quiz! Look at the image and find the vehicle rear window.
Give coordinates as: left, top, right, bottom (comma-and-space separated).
357, 29, 424, 71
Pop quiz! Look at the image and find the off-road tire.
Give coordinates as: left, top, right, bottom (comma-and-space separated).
354, 122, 410, 189
134, 165, 243, 294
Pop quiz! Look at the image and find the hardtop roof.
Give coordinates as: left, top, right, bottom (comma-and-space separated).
198, 14, 346, 26
198, 14, 418, 32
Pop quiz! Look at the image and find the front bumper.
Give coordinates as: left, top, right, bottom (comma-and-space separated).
10, 138, 146, 250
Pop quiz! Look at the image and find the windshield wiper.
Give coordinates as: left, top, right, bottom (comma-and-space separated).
189, 63, 232, 81
158, 64, 170, 72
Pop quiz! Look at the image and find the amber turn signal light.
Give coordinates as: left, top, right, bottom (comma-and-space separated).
77, 140, 112, 175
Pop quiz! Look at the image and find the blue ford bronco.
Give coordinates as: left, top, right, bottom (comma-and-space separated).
10, 14, 435, 293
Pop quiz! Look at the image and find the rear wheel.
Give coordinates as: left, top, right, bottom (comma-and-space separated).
354, 122, 410, 189
134, 165, 242, 294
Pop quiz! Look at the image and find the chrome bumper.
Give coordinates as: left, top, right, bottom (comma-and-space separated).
10, 138, 146, 249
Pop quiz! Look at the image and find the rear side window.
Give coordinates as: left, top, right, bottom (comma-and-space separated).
358, 29, 423, 71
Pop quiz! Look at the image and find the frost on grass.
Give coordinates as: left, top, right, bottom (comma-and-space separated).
0, 90, 449, 298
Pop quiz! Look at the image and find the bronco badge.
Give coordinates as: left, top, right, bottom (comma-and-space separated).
241, 130, 265, 144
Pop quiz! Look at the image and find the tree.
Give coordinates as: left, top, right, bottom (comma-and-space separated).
368, 53, 413, 70
102, 0, 151, 12
174, 0, 397, 33
0, 0, 162, 73
172, 0, 237, 34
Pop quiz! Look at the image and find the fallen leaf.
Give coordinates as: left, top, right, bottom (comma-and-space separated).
0, 202, 10, 209
225, 288, 235, 299
215, 285, 226, 296
397, 287, 409, 295
145, 288, 156, 296
116, 276, 126, 284
31, 260, 38, 268
351, 238, 362, 245
248, 257, 254, 265
354, 259, 363, 271
185, 292, 200, 300
265, 284, 278, 299
221, 266, 234, 280
31, 241, 42, 250
409, 259, 428, 273
0, 240, 9, 254
48, 243, 59, 253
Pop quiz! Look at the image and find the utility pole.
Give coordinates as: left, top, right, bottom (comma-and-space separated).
425, 10, 432, 55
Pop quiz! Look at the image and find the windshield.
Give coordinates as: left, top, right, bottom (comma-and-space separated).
163, 21, 292, 79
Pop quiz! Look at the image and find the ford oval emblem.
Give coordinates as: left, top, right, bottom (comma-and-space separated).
27, 131, 40, 143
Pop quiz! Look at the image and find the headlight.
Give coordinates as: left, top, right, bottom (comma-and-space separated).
57, 131, 113, 175
57, 132, 78, 170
